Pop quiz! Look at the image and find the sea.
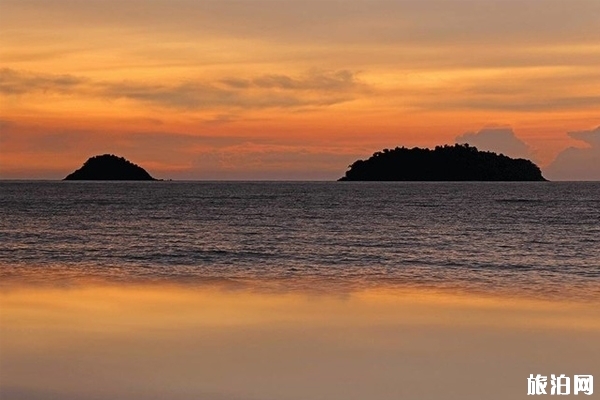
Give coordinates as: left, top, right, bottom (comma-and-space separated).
1, 181, 599, 299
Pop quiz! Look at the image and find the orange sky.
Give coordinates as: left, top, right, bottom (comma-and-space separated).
1, 0, 599, 179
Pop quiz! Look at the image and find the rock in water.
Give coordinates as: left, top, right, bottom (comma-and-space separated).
339, 144, 546, 181
64, 154, 157, 180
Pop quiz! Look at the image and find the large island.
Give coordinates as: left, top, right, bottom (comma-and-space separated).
64, 154, 157, 180
339, 144, 546, 181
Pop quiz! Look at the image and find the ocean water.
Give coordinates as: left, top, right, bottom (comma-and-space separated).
2, 181, 600, 400
1, 181, 599, 298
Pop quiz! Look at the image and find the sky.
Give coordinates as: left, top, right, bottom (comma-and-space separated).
1, 0, 599, 180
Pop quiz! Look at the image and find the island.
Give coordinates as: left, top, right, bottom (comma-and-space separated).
64, 154, 157, 180
339, 144, 546, 181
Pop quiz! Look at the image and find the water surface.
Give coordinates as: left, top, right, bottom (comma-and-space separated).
1, 181, 599, 400
1, 181, 598, 298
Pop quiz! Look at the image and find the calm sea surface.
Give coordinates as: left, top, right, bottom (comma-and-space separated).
1, 181, 599, 298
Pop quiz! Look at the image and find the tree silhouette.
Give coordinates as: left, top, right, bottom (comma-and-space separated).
64, 154, 157, 180
339, 144, 546, 181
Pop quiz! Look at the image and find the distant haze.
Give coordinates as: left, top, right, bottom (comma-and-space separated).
1, 0, 599, 180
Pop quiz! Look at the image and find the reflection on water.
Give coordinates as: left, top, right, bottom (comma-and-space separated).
1, 282, 599, 400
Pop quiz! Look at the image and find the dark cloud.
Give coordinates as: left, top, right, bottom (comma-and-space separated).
1, 68, 364, 110
544, 127, 600, 181
98, 81, 239, 110
219, 78, 252, 89
155, 70, 363, 109
252, 70, 358, 91
456, 127, 534, 160
0, 68, 85, 95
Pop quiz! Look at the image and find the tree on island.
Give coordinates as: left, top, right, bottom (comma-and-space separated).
339, 144, 546, 181
64, 154, 157, 180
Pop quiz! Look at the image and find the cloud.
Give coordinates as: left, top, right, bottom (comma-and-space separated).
252, 70, 358, 91
98, 81, 240, 110
455, 127, 534, 160
544, 127, 600, 181
569, 127, 600, 147
1, 68, 365, 110
219, 78, 252, 89
0, 68, 85, 95
99, 81, 315, 110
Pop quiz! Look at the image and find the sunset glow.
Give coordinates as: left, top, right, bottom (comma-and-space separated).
1, 0, 599, 179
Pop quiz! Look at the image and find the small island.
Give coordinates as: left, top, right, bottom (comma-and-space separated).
339, 144, 546, 181
64, 154, 157, 180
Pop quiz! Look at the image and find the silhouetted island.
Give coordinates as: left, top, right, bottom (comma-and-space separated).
339, 144, 546, 181
64, 154, 157, 180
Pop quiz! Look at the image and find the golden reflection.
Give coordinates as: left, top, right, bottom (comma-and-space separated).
2, 284, 600, 332
1, 284, 599, 400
